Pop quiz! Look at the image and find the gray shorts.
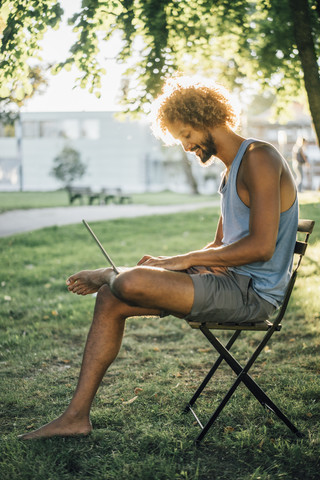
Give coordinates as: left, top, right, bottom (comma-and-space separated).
184, 267, 276, 324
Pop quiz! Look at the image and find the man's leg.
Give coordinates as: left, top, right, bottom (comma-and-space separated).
110, 266, 195, 315
19, 266, 194, 439
66, 266, 195, 316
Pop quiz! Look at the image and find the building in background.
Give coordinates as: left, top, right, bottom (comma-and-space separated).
0, 108, 319, 193
245, 102, 320, 191
0, 111, 222, 194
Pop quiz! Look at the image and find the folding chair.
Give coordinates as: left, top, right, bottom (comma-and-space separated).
184, 218, 315, 444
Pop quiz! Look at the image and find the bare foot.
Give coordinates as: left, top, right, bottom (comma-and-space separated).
18, 412, 92, 440
66, 268, 113, 295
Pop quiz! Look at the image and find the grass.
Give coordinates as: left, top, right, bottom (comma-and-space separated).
1, 190, 319, 214
0, 190, 218, 213
0, 195, 319, 480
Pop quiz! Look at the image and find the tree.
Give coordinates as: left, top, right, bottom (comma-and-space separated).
1, 0, 320, 143
0, 0, 62, 102
0, 64, 49, 123
234, 0, 320, 141
51, 145, 86, 187
288, 0, 320, 142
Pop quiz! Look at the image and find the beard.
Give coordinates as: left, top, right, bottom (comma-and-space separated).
192, 131, 217, 166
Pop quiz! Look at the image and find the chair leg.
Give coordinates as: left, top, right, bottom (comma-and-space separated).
195, 370, 245, 444
195, 368, 303, 444
184, 330, 241, 413
193, 326, 303, 443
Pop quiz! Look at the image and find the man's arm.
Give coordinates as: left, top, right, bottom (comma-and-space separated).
139, 147, 284, 271
203, 215, 223, 249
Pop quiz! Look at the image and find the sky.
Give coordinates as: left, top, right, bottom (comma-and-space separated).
22, 0, 125, 113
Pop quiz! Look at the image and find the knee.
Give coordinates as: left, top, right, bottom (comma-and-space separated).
94, 284, 129, 321
95, 283, 128, 312
110, 269, 144, 304
95, 283, 114, 305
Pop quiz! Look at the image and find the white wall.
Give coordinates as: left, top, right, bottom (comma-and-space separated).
0, 112, 164, 192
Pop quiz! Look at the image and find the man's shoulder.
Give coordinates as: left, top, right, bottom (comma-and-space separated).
238, 141, 283, 188
243, 140, 282, 168
246, 140, 278, 155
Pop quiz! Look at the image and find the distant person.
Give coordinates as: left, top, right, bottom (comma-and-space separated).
292, 137, 309, 192
19, 76, 298, 439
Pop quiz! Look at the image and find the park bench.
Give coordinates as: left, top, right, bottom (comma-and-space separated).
101, 187, 132, 204
66, 186, 132, 205
66, 186, 101, 205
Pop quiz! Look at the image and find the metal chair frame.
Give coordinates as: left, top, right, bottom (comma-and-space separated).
184, 219, 315, 444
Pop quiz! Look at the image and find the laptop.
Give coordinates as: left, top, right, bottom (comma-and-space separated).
82, 219, 120, 274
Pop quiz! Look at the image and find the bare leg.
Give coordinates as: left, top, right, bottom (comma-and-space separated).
19, 286, 159, 439
19, 266, 194, 439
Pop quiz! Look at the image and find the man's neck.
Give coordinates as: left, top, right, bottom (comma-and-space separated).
212, 127, 246, 169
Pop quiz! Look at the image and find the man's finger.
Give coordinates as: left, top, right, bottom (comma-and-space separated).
137, 255, 152, 265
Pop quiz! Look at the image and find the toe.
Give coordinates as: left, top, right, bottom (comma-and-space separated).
66, 274, 79, 286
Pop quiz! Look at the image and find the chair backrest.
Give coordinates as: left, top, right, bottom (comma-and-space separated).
295, 219, 315, 263
273, 218, 315, 326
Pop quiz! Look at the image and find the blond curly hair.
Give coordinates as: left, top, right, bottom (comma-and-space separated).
151, 76, 240, 144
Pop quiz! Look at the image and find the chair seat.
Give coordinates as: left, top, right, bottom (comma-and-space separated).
187, 319, 282, 331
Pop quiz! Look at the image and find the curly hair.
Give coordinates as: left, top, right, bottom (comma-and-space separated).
151, 76, 240, 144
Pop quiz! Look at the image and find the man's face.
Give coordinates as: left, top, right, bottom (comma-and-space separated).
166, 121, 217, 165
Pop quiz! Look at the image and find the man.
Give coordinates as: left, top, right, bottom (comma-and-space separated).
292, 137, 309, 192
20, 76, 298, 439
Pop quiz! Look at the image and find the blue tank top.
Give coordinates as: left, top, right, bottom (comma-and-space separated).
218, 138, 299, 307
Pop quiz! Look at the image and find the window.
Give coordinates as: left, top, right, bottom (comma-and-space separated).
81, 119, 100, 139
40, 121, 58, 138
60, 120, 80, 139
23, 121, 39, 138
0, 123, 15, 137
0, 157, 19, 186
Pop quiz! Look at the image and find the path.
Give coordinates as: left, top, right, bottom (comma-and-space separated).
0, 201, 218, 237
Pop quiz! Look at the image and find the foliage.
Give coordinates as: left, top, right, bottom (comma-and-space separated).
1, 1, 320, 131
0, 0, 62, 101
0, 0, 52, 120
0, 201, 320, 479
50, 145, 86, 187
0, 65, 49, 123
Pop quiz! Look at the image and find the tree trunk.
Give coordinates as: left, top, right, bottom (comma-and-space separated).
315, 0, 320, 20
289, 0, 320, 145
181, 151, 199, 194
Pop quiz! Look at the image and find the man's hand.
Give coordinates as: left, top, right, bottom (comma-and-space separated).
137, 254, 190, 271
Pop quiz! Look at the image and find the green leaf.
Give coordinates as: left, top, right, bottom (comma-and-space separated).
0, 85, 10, 97
15, 86, 25, 101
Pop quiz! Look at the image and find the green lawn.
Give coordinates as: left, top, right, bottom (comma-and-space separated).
0, 190, 218, 213
0, 198, 319, 480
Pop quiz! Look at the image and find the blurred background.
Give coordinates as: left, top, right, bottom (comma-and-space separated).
1, 0, 319, 197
